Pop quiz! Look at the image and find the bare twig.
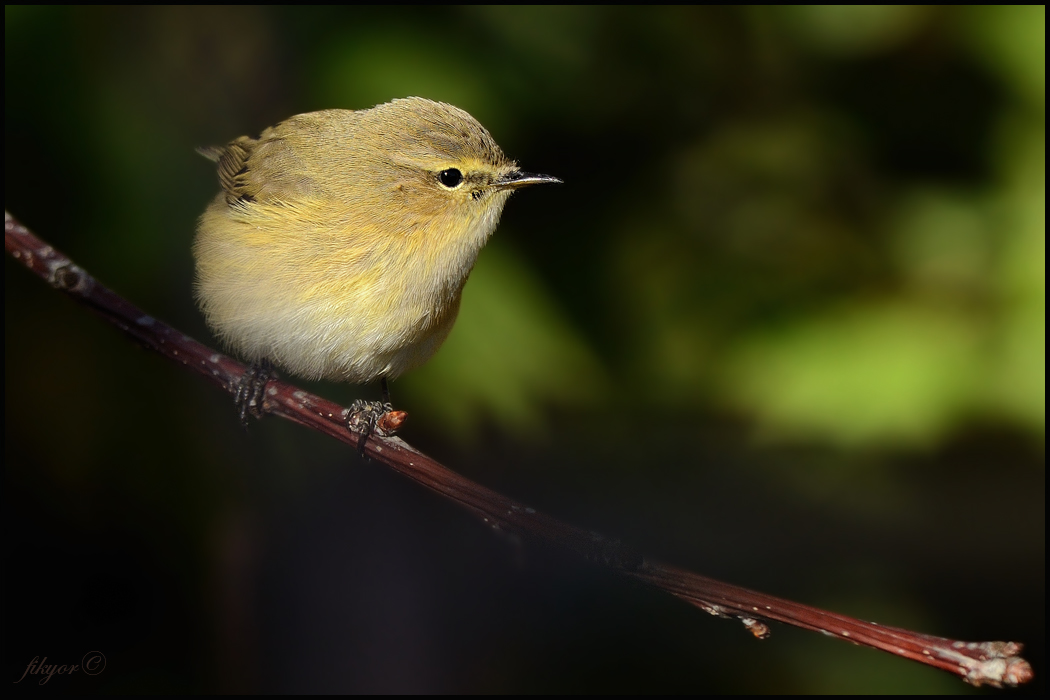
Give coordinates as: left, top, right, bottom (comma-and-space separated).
5, 210, 1033, 688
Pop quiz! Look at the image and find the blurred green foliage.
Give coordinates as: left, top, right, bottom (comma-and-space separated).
5, 6, 1044, 694
5, 5, 1043, 447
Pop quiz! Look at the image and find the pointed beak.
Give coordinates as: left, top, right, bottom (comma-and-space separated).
494, 170, 563, 190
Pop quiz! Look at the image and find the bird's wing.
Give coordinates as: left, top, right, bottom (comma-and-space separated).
200, 131, 320, 207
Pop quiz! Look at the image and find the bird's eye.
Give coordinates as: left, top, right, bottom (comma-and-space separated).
438, 168, 463, 188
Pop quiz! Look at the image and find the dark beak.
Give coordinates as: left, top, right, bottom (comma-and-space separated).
495, 170, 563, 190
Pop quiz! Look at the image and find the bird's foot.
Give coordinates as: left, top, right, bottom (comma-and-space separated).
347, 399, 407, 454
235, 359, 276, 426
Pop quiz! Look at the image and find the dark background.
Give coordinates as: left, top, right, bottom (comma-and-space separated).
5, 6, 1044, 693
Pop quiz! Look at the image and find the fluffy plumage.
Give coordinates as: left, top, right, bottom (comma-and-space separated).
194, 97, 555, 383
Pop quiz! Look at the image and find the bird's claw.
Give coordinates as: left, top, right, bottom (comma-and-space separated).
235, 360, 275, 426
347, 400, 407, 454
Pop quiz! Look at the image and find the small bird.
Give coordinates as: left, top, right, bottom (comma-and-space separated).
194, 97, 559, 436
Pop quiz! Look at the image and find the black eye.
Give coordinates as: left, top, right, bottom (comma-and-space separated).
439, 168, 463, 188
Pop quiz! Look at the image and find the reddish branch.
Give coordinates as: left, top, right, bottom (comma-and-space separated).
5, 211, 1032, 688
